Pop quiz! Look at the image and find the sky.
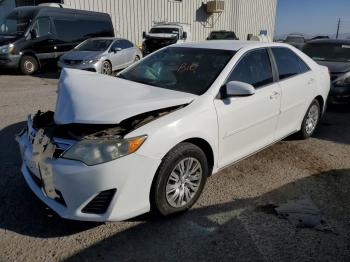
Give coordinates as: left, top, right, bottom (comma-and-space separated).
275, 0, 350, 37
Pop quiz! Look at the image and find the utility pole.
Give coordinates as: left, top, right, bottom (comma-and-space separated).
336, 18, 341, 39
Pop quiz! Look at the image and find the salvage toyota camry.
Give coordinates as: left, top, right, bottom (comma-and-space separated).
16, 41, 330, 221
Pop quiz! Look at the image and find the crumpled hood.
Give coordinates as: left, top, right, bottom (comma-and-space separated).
146, 33, 178, 39
61, 50, 104, 61
54, 69, 197, 124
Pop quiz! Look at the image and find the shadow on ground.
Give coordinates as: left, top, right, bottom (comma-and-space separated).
64, 168, 350, 261
314, 104, 350, 145
0, 66, 60, 80
0, 121, 349, 261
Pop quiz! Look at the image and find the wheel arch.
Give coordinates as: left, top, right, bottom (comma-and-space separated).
314, 95, 325, 115
149, 137, 215, 209
20, 51, 41, 68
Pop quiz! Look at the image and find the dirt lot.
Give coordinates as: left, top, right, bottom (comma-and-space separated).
0, 69, 349, 262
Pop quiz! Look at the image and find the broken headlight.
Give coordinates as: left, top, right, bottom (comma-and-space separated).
62, 135, 147, 165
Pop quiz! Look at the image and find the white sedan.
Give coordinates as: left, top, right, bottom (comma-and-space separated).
17, 41, 330, 221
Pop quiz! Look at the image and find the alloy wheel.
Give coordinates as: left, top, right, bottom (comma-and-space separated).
102, 61, 112, 75
305, 104, 319, 134
165, 157, 202, 208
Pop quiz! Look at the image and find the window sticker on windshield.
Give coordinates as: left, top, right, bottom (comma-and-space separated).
342, 45, 350, 49
177, 63, 199, 73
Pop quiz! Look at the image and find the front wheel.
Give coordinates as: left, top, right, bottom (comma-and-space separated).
20, 55, 38, 75
101, 60, 112, 75
152, 142, 208, 216
297, 99, 321, 139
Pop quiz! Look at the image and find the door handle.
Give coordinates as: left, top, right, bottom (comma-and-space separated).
269, 91, 280, 99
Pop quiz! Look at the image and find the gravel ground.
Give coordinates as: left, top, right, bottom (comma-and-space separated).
0, 69, 349, 262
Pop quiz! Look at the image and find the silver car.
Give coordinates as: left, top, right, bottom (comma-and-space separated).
58, 37, 142, 75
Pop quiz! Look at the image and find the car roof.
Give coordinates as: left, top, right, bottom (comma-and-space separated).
86, 37, 129, 41
306, 39, 350, 45
176, 40, 290, 51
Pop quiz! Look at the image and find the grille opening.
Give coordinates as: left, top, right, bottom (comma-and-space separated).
82, 189, 116, 214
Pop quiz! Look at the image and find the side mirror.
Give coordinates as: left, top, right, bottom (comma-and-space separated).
223, 81, 255, 98
111, 47, 122, 53
30, 29, 38, 39
183, 31, 187, 40
142, 31, 146, 38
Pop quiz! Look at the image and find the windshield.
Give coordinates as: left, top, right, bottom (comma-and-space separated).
209, 32, 236, 40
303, 43, 350, 62
119, 47, 235, 95
150, 27, 179, 35
286, 36, 304, 43
0, 9, 36, 35
75, 39, 113, 51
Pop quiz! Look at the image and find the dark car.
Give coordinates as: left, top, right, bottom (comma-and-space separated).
0, 6, 114, 75
285, 34, 305, 50
207, 30, 238, 40
303, 39, 350, 104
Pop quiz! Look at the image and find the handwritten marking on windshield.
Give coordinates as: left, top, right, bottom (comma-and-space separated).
177, 63, 199, 73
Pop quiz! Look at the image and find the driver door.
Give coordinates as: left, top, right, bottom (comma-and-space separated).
214, 48, 281, 168
31, 17, 57, 62
108, 40, 128, 70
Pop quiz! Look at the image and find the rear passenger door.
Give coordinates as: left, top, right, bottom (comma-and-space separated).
214, 48, 281, 167
119, 40, 136, 65
271, 47, 315, 139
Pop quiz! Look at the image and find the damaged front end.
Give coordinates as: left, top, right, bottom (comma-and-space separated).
21, 104, 185, 164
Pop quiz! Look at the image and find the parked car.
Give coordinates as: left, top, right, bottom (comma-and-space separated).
207, 30, 238, 40
58, 38, 142, 75
0, 6, 114, 75
284, 34, 305, 50
17, 41, 330, 222
142, 22, 190, 55
303, 39, 350, 104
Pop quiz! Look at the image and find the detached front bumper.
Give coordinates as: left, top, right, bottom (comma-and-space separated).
16, 117, 161, 222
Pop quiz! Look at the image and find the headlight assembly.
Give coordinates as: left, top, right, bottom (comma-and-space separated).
82, 58, 100, 64
62, 135, 147, 165
0, 44, 14, 54
335, 72, 350, 86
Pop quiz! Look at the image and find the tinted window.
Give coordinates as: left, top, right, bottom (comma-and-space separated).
227, 49, 273, 88
0, 9, 37, 35
119, 39, 133, 49
119, 47, 235, 95
303, 43, 350, 62
53, 18, 112, 42
33, 17, 51, 37
272, 48, 308, 80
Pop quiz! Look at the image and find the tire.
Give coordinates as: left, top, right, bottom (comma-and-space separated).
20, 55, 38, 75
152, 142, 208, 216
297, 99, 321, 139
101, 60, 112, 75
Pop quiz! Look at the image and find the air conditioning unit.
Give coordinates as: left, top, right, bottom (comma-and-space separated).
206, 1, 225, 13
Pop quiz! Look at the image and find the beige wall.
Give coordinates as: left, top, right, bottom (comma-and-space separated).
63, 0, 276, 45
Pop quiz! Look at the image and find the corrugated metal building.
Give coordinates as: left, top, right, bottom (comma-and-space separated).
63, 0, 277, 45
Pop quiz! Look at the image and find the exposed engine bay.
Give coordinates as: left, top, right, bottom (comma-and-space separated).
32, 104, 186, 140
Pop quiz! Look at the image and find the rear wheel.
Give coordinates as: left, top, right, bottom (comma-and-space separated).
20, 55, 38, 75
101, 61, 112, 75
297, 99, 321, 139
152, 142, 208, 216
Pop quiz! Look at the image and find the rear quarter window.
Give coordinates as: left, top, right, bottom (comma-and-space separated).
272, 47, 310, 80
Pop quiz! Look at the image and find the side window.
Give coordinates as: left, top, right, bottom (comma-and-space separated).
33, 17, 51, 38
227, 49, 273, 88
110, 41, 122, 50
53, 19, 79, 42
121, 40, 134, 48
272, 47, 309, 80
